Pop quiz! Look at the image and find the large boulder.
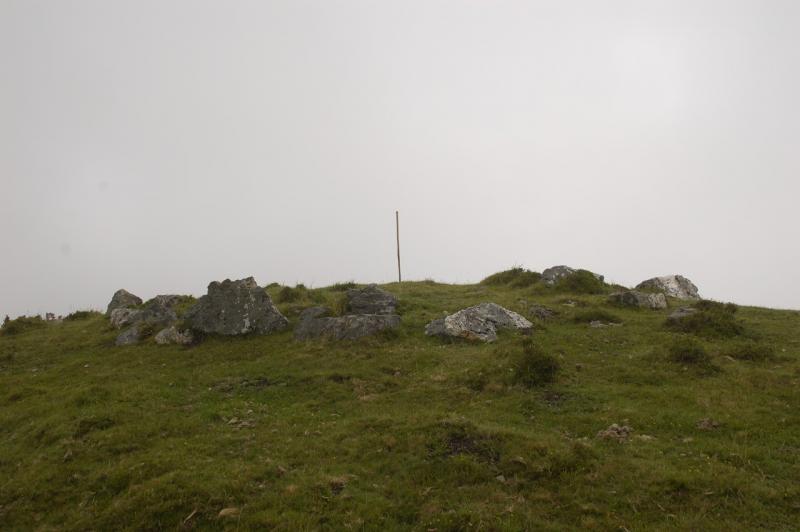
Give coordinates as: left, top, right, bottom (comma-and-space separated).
184, 277, 288, 335
636, 275, 699, 300
106, 289, 142, 316
295, 312, 400, 341
346, 285, 398, 315
541, 265, 604, 286
425, 303, 532, 343
608, 290, 667, 310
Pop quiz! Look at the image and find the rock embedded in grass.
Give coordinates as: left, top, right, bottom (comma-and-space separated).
636, 275, 700, 300
346, 284, 397, 315
154, 326, 193, 345
608, 290, 667, 310
295, 313, 400, 341
184, 277, 288, 335
541, 265, 604, 286
425, 302, 532, 342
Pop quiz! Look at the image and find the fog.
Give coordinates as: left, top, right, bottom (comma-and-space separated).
2, 0, 799, 318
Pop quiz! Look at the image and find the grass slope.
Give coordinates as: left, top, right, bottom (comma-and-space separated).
1, 281, 799, 530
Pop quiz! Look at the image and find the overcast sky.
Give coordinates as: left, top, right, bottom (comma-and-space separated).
2, 0, 799, 317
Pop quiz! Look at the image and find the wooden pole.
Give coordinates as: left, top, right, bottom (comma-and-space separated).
396, 211, 402, 283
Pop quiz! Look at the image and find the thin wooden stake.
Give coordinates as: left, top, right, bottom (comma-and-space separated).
396, 211, 402, 283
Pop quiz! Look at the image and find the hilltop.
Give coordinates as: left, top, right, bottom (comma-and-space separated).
1, 269, 799, 530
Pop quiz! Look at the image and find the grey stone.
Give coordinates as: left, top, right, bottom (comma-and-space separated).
298, 306, 331, 321
154, 326, 194, 345
115, 325, 141, 346
541, 265, 604, 286
608, 290, 667, 310
635, 275, 700, 300
346, 284, 398, 315
425, 302, 533, 342
110, 297, 178, 330
109, 308, 141, 329
295, 314, 400, 341
184, 277, 288, 335
529, 304, 557, 320
669, 307, 697, 320
106, 289, 143, 316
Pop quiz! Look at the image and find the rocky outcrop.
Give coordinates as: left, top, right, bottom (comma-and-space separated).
184, 277, 288, 335
154, 326, 194, 345
608, 290, 667, 310
106, 289, 142, 316
635, 275, 699, 300
109, 298, 178, 330
541, 265, 604, 286
425, 303, 532, 342
346, 285, 397, 315
295, 311, 400, 341
294, 289, 402, 341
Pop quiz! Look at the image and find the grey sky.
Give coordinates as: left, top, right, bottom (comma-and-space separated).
2, 0, 799, 317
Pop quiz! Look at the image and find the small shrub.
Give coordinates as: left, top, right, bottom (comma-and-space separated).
572, 309, 622, 324
695, 300, 739, 314
481, 267, 541, 287
1, 315, 46, 336
329, 281, 358, 292
555, 270, 607, 294
276, 285, 306, 303
665, 300, 743, 338
668, 337, 711, 365
726, 340, 774, 361
513, 339, 560, 387
427, 421, 500, 463
64, 310, 99, 321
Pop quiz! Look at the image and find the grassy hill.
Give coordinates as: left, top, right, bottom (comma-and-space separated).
1, 275, 799, 530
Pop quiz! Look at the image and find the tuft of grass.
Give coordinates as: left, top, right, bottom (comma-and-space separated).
481, 267, 541, 288
0, 315, 46, 336
276, 284, 307, 303
64, 310, 101, 321
329, 281, 358, 292
513, 339, 560, 387
572, 309, 622, 324
725, 340, 774, 361
668, 336, 712, 366
666, 300, 744, 338
554, 270, 607, 294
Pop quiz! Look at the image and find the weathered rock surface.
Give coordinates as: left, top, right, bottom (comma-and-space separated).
154, 326, 194, 345
115, 325, 141, 346
541, 265, 604, 286
529, 304, 557, 320
109, 298, 178, 330
608, 290, 667, 310
295, 313, 400, 341
184, 277, 288, 335
298, 306, 331, 321
425, 303, 532, 342
346, 285, 398, 315
106, 289, 142, 316
668, 307, 697, 320
636, 275, 699, 300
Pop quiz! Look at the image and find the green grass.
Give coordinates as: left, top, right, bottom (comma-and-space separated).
1, 280, 800, 530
